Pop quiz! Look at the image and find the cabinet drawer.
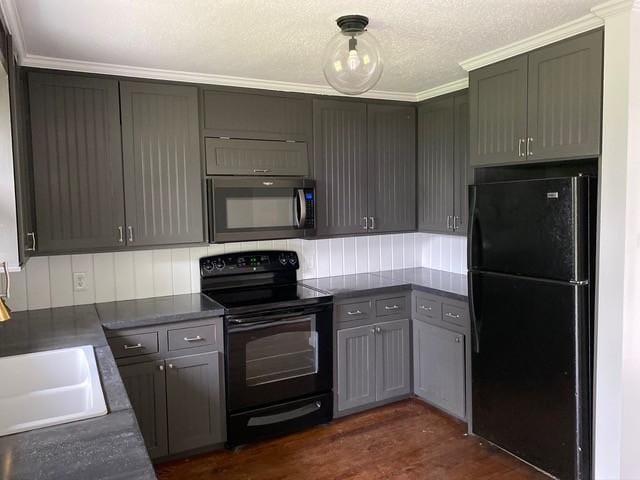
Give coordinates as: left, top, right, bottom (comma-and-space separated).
375, 296, 407, 317
441, 303, 469, 328
109, 332, 159, 359
336, 300, 372, 323
167, 324, 218, 352
414, 295, 440, 320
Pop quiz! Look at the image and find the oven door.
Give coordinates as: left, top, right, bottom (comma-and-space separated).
225, 304, 332, 413
208, 176, 315, 242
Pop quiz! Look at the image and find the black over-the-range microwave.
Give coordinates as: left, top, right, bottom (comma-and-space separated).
206, 176, 316, 243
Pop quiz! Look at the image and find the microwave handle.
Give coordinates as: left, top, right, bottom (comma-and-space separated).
296, 189, 307, 228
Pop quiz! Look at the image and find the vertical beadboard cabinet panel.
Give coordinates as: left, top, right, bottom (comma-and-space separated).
453, 93, 470, 234
526, 29, 603, 161
119, 360, 169, 459
376, 319, 411, 401
28, 73, 125, 253
367, 104, 416, 233
469, 55, 528, 166
417, 96, 454, 233
120, 82, 204, 247
337, 325, 377, 411
313, 99, 368, 236
166, 352, 223, 453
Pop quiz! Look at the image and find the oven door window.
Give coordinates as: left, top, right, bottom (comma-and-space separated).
245, 318, 318, 387
215, 187, 297, 232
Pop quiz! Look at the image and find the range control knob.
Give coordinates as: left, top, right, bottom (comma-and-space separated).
213, 259, 226, 271
202, 260, 214, 272
278, 254, 288, 266
287, 254, 298, 266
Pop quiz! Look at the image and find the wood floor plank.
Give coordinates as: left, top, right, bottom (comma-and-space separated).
155, 399, 550, 480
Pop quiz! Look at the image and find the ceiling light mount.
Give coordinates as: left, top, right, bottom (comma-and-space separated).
336, 15, 369, 33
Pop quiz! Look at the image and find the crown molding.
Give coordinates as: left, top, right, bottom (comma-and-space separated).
0, 0, 26, 59
459, 13, 603, 71
591, 0, 634, 18
415, 77, 469, 102
20, 54, 418, 102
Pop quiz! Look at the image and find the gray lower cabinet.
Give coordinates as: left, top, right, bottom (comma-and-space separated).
336, 318, 411, 413
28, 72, 126, 254
166, 352, 224, 453
120, 81, 204, 247
413, 320, 466, 419
119, 360, 168, 459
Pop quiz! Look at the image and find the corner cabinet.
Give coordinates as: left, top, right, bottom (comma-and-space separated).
418, 91, 469, 235
120, 82, 204, 247
469, 29, 603, 166
313, 99, 416, 237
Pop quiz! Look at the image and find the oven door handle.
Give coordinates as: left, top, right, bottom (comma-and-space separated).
295, 189, 307, 228
227, 306, 328, 327
227, 315, 314, 331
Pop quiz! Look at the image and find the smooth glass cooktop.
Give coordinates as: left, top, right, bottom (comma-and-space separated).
202, 283, 330, 311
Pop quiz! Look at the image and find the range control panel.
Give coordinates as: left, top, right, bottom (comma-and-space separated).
200, 250, 299, 277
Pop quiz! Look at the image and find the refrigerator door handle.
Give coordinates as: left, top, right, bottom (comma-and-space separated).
468, 186, 480, 354
468, 272, 481, 354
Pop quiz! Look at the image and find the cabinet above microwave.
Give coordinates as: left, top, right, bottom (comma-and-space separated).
205, 138, 309, 177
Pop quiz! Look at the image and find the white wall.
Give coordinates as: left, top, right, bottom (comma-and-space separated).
6, 233, 467, 312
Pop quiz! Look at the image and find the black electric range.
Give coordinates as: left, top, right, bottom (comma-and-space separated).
199, 250, 333, 447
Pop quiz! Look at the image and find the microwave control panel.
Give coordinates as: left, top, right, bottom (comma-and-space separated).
302, 189, 315, 228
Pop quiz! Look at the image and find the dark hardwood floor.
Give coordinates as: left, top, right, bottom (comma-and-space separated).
155, 399, 549, 480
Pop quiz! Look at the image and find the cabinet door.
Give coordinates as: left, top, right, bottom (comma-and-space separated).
367, 104, 416, 232
336, 325, 376, 411
527, 29, 603, 161
166, 352, 223, 453
413, 320, 465, 419
202, 90, 312, 142
376, 319, 411, 401
28, 73, 125, 253
469, 55, 528, 166
313, 99, 368, 236
453, 93, 470, 235
119, 360, 168, 459
417, 97, 454, 233
120, 82, 204, 247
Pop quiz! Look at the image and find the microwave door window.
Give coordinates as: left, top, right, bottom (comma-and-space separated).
219, 188, 296, 230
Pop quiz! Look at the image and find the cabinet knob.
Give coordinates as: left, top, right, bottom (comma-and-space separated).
158, 364, 164, 371
375, 326, 382, 334
168, 363, 174, 369
455, 337, 461, 343
370, 328, 376, 334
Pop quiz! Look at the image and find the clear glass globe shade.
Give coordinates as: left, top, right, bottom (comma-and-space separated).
322, 30, 383, 95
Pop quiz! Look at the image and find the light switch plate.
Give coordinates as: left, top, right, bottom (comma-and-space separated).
73, 272, 88, 292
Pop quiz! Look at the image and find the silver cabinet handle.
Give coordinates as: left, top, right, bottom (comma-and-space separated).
518, 138, 525, 157
168, 363, 174, 369
419, 305, 432, 311
362, 216, 368, 230
123, 343, 143, 350
158, 364, 164, 371
370, 328, 376, 333
184, 335, 204, 342
527, 137, 533, 156
117, 226, 124, 243
445, 312, 461, 319
375, 326, 382, 333
453, 216, 459, 230
384, 305, 399, 310
127, 226, 134, 243
26, 232, 36, 252
446, 215, 452, 230
369, 217, 375, 230
253, 169, 270, 173
455, 336, 461, 343
347, 310, 363, 316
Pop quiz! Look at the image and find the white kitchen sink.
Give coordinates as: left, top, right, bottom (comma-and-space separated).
0, 345, 107, 436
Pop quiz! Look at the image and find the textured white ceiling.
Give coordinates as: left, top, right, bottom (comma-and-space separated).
12, 0, 602, 94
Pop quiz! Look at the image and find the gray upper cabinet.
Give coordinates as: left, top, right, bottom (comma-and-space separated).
119, 360, 168, 459
526, 29, 603, 161
120, 81, 204, 247
413, 320, 466, 419
418, 97, 454, 233
166, 352, 223, 453
367, 104, 416, 233
418, 91, 468, 235
205, 138, 308, 176
376, 319, 411, 401
469, 30, 603, 166
28, 73, 125, 254
469, 55, 528, 166
336, 325, 377, 411
202, 90, 312, 142
313, 99, 368, 236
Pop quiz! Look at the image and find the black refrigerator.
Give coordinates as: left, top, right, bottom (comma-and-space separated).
468, 175, 595, 480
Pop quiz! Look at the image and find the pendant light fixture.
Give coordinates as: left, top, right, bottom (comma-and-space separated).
322, 15, 383, 95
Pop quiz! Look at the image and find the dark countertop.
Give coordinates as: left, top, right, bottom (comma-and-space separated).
98, 293, 224, 331
301, 267, 467, 301
0, 306, 156, 480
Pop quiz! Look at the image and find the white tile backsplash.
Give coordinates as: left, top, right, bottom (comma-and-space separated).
7, 232, 467, 312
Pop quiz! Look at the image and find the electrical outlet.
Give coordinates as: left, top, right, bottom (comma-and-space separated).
73, 272, 88, 292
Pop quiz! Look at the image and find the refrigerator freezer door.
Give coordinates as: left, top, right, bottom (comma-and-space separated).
470, 271, 590, 480
469, 177, 589, 281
